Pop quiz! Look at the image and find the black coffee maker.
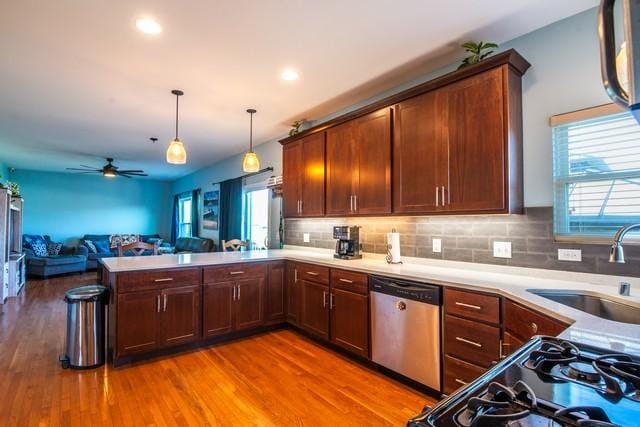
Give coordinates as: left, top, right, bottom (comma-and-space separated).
333, 226, 362, 260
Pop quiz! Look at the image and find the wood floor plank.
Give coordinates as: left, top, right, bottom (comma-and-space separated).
0, 273, 435, 426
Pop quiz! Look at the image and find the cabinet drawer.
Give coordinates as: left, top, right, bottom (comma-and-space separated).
444, 355, 486, 395
330, 269, 368, 294
444, 288, 500, 325
117, 268, 201, 293
203, 263, 267, 283
297, 263, 330, 285
444, 314, 500, 368
504, 299, 568, 342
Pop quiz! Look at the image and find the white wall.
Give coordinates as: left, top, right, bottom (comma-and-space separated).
173, 7, 613, 223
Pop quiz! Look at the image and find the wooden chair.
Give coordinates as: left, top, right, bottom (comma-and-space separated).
117, 241, 158, 256
221, 239, 249, 252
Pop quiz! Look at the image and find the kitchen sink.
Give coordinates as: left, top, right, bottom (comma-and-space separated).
527, 289, 640, 325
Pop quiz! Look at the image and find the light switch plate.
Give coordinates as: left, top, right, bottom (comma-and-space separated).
558, 248, 582, 262
493, 241, 512, 259
303, 233, 310, 243
432, 238, 442, 253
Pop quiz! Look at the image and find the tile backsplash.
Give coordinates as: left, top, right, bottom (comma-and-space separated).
284, 207, 640, 277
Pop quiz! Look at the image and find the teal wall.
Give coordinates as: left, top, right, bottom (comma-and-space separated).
12, 170, 172, 244
0, 159, 8, 184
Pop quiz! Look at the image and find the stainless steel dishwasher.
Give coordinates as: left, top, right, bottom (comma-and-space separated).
370, 276, 441, 391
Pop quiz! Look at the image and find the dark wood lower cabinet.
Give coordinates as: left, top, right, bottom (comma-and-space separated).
286, 262, 301, 326
266, 262, 285, 323
330, 288, 369, 357
116, 290, 160, 357
235, 277, 265, 330
161, 285, 201, 347
301, 280, 330, 340
203, 281, 235, 337
444, 355, 486, 395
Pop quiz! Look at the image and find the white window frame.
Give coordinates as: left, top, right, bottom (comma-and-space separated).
551, 103, 640, 243
178, 195, 193, 238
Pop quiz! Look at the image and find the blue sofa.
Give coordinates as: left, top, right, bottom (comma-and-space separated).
80, 234, 169, 269
23, 234, 88, 278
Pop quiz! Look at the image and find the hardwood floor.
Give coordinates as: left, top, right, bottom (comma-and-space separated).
0, 273, 434, 426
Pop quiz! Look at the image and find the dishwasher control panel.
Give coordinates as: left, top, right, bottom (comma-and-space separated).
370, 276, 441, 305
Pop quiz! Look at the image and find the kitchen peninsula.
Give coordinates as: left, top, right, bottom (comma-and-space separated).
101, 247, 640, 396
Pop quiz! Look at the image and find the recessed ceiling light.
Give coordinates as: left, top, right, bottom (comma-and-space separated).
281, 69, 299, 81
136, 17, 162, 35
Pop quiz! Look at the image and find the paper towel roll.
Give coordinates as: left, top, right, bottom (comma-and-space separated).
386, 231, 402, 264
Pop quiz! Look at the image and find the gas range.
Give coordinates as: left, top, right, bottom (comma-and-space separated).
408, 336, 639, 427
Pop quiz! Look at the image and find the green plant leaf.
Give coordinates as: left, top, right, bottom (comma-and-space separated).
482, 43, 498, 49
461, 41, 478, 50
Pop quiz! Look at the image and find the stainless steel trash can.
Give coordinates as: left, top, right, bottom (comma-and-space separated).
59, 285, 109, 369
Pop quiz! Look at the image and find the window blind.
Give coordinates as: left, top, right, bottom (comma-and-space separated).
552, 110, 640, 239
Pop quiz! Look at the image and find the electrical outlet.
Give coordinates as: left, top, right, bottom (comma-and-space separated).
558, 249, 582, 262
493, 241, 512, 259
432, 238, 442, 253
303, 233, 310, 243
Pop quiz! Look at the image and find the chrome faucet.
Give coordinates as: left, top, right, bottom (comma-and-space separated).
609, 223, 640, 263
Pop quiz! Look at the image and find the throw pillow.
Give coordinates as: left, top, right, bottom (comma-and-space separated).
84, 240, 97, 254
23, 234, 47, 250
47, 242, 63, 256
32, 242, 48, 257
94, 239, 111, 254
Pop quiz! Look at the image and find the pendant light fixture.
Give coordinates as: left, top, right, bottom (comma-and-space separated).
242, 108, 260, 173
166, 89, 187, 164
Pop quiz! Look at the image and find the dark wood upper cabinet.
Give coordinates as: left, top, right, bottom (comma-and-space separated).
281, 50, 529, 218
116, 290, 160, 357
326, 122, 357, 216
326, 108, 391, 216
446, 67, 507, 213
393, 89, 449, 213
282, 142, 303, 218
161, 284, 201, 347
283, 133, 326, 218
354, 108, 392, 215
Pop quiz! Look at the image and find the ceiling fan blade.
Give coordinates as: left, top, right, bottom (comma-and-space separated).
119, 173, 132, 178
70, 171, 100, 174
117, 170, 145, 173
79, 165, 96, 169
121, 173, 148, 177
67, 167, 100, 172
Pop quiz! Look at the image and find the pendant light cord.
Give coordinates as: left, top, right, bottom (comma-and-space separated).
249, 111, 253, 152
175, 94, 179, 139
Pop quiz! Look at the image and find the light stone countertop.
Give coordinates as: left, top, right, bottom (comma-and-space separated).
101, 246, 640, 355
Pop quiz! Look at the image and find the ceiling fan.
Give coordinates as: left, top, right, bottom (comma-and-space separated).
66, 158, 148, 178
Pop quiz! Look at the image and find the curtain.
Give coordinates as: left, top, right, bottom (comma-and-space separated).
170, 194, 180, 245
218, 176, 244, 250
191, 189, 200, 237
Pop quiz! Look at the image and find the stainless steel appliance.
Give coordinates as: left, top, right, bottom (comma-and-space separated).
370, 276, 441, 391
409, 336, 638, 426
599, 0, 640, 121
333, 225, 362, 259
59, 285, 109, 369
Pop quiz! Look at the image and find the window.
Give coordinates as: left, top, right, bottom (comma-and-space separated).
244, 188, 270, 250
552, 109, 640, 240
178, 196, 192, 237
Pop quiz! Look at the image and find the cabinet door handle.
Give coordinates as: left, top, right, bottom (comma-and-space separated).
306, 271, 320, 276
353, 195, 357, 211
455, 301, 482, 310
294, 269, 298, 282
323, 291, 327, 308
441, 186, 446, 206
455, 336, 483, 348
156, 295, 161, 313
163, 294, 167, 312
454, 378, 467, 386
229, 271, 244, 275
154, 278, 174, 282
232, 285, 236, 301
530, 322, 538, 333
330, 293, 335, 309
299, 200, 303, 214
339, 278, 353, 283
436, 186, 439, 207
350, 195, 353, 212
237, 285, 241, 301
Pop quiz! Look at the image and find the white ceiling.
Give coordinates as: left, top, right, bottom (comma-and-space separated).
0, 0, 598, 180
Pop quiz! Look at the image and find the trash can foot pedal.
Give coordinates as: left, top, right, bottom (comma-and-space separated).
59, 354, 70, 369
